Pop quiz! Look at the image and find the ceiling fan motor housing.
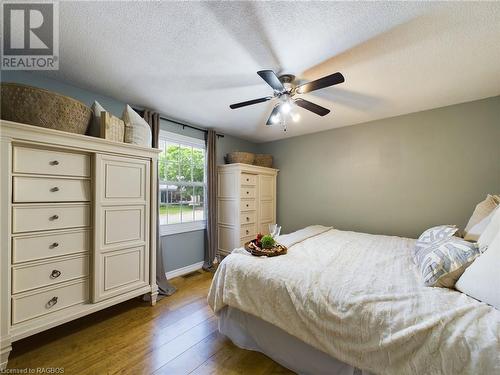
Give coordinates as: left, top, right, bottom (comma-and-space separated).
279, 74, 296, 93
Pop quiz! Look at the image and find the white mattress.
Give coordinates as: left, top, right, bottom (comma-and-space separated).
208, 226, 500, 375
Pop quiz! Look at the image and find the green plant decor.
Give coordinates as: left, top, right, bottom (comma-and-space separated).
261, 235, 276, 249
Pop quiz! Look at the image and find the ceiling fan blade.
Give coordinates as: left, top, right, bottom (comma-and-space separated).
294, 98, 330, 116
266, 105, 281, 125
229, 96, 272, 109
295, 72, 345, 94
257, 70, 285, 93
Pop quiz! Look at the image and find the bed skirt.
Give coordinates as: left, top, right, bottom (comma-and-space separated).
218, 306, 372, 375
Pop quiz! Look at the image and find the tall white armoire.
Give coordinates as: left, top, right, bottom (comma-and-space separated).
217, 163, 278, 257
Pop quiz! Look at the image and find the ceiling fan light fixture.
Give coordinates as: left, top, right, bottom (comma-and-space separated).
281, 101, 291, 114
292, 112, 300, 122
270, 113, 281, 124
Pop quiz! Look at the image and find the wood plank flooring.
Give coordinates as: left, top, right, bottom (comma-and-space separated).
7, 270, 294, 375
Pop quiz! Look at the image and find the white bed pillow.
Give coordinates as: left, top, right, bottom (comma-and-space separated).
463, 195, 498, 241
477, 206, 500, 251
456, 231, 500, 309
122, 105, 152, 147
464, 208, 498, 242
89, 101, 106, 137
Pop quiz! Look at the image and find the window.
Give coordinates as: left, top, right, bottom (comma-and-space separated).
158, 130, 206, 235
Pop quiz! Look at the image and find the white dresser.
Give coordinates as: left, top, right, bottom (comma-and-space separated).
217, 163, 278, 257
0, 120, 160, 369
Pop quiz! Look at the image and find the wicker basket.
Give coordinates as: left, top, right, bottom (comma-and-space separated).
1, 83, 92, 134
254, 154, 273, 168
226, 151, 255, 165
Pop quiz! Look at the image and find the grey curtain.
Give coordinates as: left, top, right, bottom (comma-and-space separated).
203, 129, 217, 270
143, 109, 176, 296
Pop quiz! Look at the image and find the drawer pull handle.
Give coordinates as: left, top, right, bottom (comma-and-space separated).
46, 296, 58, 309
50, 215, 59, 220
246, 191, 249, 194
50, 160, 59, 166
50, 270, 62, 279
246, 217, 250, 221
50, 187, 60, 192
246, 230, 249, 235
246, 204, 249, 207
246, 178, 249, 182
50, 242, 59, 248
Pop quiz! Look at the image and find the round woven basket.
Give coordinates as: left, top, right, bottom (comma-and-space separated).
254, 154, 273, 168
1, 83, 92, 135
226, 151, 255, 165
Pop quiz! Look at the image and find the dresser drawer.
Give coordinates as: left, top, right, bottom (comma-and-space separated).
12, 255, 89, 294
13, 177, 90, 203
12, 230, 90, 263
241, 223, 257, 238
12, 279, 88, 324
240, 186, 256, 199
240, 211, 256, 225
12, 204, 90, 233
13, 146, 90, 177
240, 199, 256, 211
240, 235, 254, 247
241, 173, 257, 186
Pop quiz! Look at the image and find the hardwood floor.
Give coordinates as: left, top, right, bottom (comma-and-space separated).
7, 270, 294, 374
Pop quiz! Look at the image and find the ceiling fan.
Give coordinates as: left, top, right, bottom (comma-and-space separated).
229, 70, 345, 129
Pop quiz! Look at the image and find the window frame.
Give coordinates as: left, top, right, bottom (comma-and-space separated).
158, 130, 207, 236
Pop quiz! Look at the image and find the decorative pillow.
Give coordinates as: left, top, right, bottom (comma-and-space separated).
122, 105, 152, 147
463, 195, 498, 240
416, 237, 481, 288
464, 208, 497, 242
89, 101, 106, 137
414, 225, 458, 262
477, 206, 500, 251
456, 231, 500, 310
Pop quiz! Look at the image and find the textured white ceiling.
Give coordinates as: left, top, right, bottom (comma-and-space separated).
44, 1, 500, 142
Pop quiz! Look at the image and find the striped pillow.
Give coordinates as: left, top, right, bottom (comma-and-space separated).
414, 225, 458, 262
416, 237, 480, 288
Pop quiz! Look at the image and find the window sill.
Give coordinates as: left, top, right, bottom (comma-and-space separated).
160, 221, 206, 236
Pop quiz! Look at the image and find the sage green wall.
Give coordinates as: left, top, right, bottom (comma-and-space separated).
1, 71, 258, 271
260, 96, 500, 238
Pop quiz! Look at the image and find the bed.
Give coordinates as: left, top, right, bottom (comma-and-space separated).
208, 226, 500, 375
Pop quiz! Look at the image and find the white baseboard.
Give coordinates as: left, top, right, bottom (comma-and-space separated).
165, 261, 204, 279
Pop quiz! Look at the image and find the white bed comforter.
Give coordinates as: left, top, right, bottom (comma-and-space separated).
208, 226, 500, 375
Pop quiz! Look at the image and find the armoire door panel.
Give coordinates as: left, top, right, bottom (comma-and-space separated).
259, 201, 274, 223
103, 206, 144, 247
98, 155, 149, 203
218, 226, 235, 253
95, 246, 148, 301
218, 172, 238, 198
259, 175, 274, 201
217, 200, 237, 226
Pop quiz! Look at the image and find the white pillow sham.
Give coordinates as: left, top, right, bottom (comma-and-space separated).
122, 105, 152, 147
456, 230, 500, 310
463, 195, 498, 240
477, 206, 500, 251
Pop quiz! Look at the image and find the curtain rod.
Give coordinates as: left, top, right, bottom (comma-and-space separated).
159, 115, 224, 138
133, 107, 224, 138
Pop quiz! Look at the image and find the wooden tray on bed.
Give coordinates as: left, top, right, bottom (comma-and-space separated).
244, 239, 287, 257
